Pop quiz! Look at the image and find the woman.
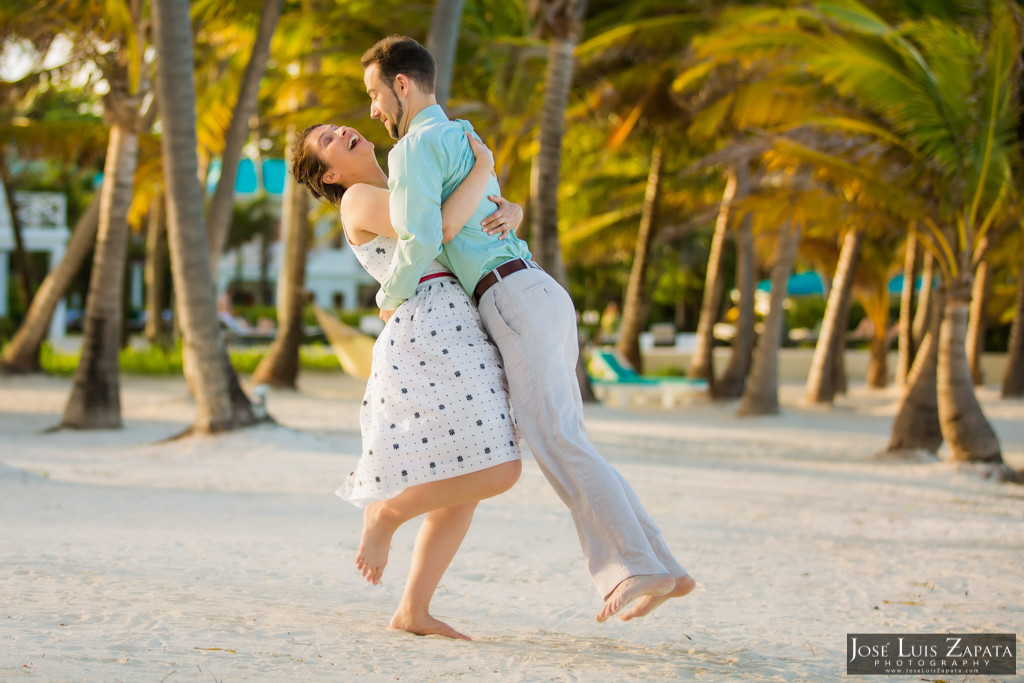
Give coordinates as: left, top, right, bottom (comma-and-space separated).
292, 123, 521, 640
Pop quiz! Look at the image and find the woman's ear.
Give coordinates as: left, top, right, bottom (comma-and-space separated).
323, 169, 337, 184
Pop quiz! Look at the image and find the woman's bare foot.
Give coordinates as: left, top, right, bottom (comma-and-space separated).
619, 574, 696, 621
595, 573, 675, 622
389, 609, 471, 640
355, 502, 399, 585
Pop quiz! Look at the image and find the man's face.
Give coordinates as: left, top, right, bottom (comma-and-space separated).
364, 63, 405, 140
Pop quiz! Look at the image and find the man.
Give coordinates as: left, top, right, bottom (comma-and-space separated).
362, 34, 694, 622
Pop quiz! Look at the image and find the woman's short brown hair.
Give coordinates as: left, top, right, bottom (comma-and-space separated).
291, 125, 346, 207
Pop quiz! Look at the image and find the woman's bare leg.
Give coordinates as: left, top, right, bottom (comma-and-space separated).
389, 502, 477, 640
356, 459, 521, 584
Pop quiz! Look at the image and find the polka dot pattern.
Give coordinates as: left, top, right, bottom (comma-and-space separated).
336, 236, 521, 508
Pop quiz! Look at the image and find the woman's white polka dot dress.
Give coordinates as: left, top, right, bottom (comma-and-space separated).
336, 236, 520, 508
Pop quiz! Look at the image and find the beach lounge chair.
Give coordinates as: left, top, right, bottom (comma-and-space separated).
588, 348, 706, 408
311, 305, 375, 380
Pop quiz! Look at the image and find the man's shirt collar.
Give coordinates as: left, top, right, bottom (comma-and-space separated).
405, 104, 446, 137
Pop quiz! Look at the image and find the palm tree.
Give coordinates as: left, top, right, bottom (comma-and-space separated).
570, 7, 705, 374
713, 160, 755, 399
697, 1, 1015, 463
0, 198, 100, 373
143, 192, 170, 348
151, 0, 258, 433
965, 259, 990, 385
204, 0, 284, 279
426, 0, 467, 109
676, 18, 826, 393
853, 235, 899, 390
738, 218, 800, 416
805, 227, 862, 404
527, 0, 587, 287
1002, 249, 1024, 397
894, 233, 920, 384
887, 286, 945, 454
0, 43, 109, 373
249, 126, 312, 388
0, 159, 36, 308
62, 80, 147, 429
10, 0, 155, 428
616, 138, 664, 372
528, 0, 594, 399
689, 168, 737, 386
911, 251, 935, 350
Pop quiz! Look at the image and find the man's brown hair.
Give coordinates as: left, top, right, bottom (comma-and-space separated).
361, 35, 436, 94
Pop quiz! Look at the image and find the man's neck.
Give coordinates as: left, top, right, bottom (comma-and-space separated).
400, 94, 439, 138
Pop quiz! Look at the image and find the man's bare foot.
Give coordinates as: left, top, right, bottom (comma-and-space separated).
595, 573, 675, 622
355, 502, 399, 585
620, 574, 696, 621
389, 610, 471, 640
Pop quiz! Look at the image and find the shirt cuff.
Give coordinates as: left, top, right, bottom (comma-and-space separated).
376, 288, 405, 311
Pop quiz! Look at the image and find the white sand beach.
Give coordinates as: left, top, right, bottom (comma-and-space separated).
2, 372, 1022, 681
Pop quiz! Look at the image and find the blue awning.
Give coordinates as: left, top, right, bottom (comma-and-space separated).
206, 158, 286, 196
888, 274, 935, 295
756, 271, 826, 296
756, 272, 936, 297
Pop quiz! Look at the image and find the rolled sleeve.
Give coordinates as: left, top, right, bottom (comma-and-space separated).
376, 137, 445, 310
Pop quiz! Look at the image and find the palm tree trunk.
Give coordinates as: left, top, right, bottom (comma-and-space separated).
61, 117, 139, 429
0, 159, 35, 308
805, 228, 861, 404
616, 139, 664, 373
1001, 249, 1024, 397
260, 225, 273, 304
937, 277, 1002, 463
690, 167, 738, 387
831, 290, 851, 395
866, 335, 888, 388
895, 233, 919, 384
886, 286, 944, 455
152, 0, 258, 432
250, 127, 311, 388
911, 250, 934, 350
206, 0, 283, 278
864, 290, 889, 389
714, 162, 754, 399
738, 220, 800, 416
965, 260, 988, 386
0, 198, 100, 373
426, 0, 466, 108
143, 193, 170, 347
529, 36, 573, 288
713, 167, 754, 399
529, 5, 594, 402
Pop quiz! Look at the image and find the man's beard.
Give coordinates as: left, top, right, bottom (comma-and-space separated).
386, 97, 404, 139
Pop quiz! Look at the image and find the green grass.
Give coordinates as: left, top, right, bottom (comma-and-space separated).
37, 342, 341, 376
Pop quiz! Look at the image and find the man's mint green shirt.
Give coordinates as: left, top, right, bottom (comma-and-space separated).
377, 104, 532, 310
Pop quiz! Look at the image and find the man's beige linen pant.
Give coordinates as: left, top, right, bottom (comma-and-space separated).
476, 266, 688, 597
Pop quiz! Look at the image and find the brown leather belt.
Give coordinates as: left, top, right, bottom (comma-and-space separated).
473, 258, 540, 303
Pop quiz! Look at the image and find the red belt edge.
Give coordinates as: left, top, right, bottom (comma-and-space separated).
419, 271, 456, 284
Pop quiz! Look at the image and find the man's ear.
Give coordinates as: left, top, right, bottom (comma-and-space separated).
394, 73, 410, 97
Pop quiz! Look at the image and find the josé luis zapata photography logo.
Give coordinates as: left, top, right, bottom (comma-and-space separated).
847, 633, 1016, 676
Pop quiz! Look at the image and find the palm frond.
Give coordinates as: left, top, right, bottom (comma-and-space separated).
964, 0, 1020, 232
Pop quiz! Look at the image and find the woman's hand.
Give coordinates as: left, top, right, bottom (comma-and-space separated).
466, 133, 494, 173
481, 195, 523, 240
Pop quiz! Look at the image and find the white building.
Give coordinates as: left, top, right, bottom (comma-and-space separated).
0, 184, 71, 340
211, 157, 375, 310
